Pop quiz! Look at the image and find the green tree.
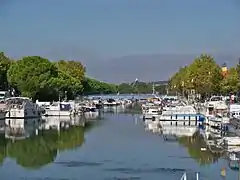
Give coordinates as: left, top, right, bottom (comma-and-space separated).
56, 60, 85, 81
220, 67, 239, 94
169, 54, 223, 97
0, 52, 12, 90
83, 77, 117, 94
169, 66, 189, 93
7, 56, 58, 100
187, 54, 222, 95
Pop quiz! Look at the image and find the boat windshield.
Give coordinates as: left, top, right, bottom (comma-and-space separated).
210, 96, 222, 101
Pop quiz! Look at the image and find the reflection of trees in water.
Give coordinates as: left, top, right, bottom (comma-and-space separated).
57, 126, 84, 151
7, 132, 58, 169
178, 131, 224, 166
0, 121, 96, 169
0, 134, 6, 165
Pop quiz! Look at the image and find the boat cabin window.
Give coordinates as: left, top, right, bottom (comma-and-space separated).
60, 104, 71, 111
210, 96, 222, 101
233, 112, 240, 116
107, 99, 115, 103
149, 110, 158, 113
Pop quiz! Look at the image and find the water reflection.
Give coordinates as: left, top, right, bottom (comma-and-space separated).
144, 121, 232, 167
103, 105, 142, 115
0, 115, 98, 170
0, 105, 239, 179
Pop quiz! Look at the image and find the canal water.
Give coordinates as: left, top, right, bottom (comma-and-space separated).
0, 107, 239, 180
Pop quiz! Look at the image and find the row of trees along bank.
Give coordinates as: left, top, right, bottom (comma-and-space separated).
0, 52, 117, 101
168, 54, 240, 98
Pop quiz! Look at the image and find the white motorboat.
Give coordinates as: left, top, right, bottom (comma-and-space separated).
143, 107, 161, 120
43, 101, 75, 116
5, 97, 41, 119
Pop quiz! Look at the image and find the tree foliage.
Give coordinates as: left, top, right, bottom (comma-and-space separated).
169, 54, 238, 96
82, 77, 117, 95
0, 52, 12, 90
0, 52, 117, 101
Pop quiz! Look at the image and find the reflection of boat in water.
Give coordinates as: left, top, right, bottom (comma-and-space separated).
40, 116, 86, 130
160, 125, 198, 142
103, 106, 126, 113
227, 151, 240, 170
5, 118, 39, 140
161, 125, 198, 137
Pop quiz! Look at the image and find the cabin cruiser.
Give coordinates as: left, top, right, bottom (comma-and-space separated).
91, 99, 103, 109
5, 97, 41, 119
103, 98, 120, 106
206, 112, 229, 130
143, 107, 161, 120
43, 101, 75, 116
205, 96, 226, 116
204, 96, 229, 130
157, 104, 205, 124
81, 104, 99, 119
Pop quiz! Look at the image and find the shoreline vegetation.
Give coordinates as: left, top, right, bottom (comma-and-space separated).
0, 52, 117, 101
0, 52, 168, 101
168, 54, 240, 98
3, 52, 236, 100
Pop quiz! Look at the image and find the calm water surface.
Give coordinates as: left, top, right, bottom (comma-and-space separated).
0, 108, 239, 180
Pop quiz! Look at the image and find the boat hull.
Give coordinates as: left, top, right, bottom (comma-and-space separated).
5, 109, 40, 119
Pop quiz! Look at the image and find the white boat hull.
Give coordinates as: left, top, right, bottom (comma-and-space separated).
5, 108, 40, 119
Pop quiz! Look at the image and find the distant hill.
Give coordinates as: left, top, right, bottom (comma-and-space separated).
84, 53, 239, 83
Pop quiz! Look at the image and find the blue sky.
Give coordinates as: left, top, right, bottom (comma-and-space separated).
0, 0, 240, 82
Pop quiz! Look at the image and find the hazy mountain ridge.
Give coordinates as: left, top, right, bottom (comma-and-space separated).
86, 53, 240, 83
